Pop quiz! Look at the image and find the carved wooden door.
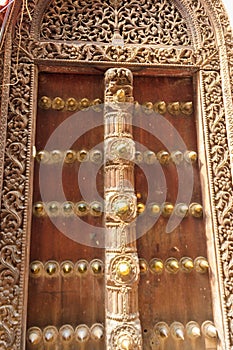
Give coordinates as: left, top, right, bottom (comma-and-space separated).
27, 67, 217, 350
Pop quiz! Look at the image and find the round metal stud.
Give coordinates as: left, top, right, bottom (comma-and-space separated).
170, 150, 183, 165
201, 321, 218, 339
90, 323, 104, 341
194, 257, 209, 273
36, 150, 50, 163
89, 149, 103, 164
27, 327, 42, 345
39, 96, 51, 110
175, 203, 189, 217
142, 101, 154, 114
43, 326, 58, 343
165, 258, 179, 273
47, 201, 60, 217
184, 150, 197, 163
75, 201, 89, 216
62, 201, 74, 216
52, 97, 65, 110
79, 98, 90, 110
60, 261, 74, 276
157, 151, 170, 165
161, 202, 174, 217
90, 201, 103, 217
91, 98, 103, 112
148, 203, 161, 216
59, 325, 74, 342
180, 257, 194, 273
137, 203, 145, 215
30, 261, 43, 277
149, 258, 164, 274
51, 149, 63, 163
180, 101, 193, 116
167, 102, 180, 116
66, 97, 78, 111
64, 149, 76, 163
33, 202, 46, 217
118, 335, 133, 349
75, 324, 90, 343
186, 321, 201, 339
134, 151, 143, 163
189, 203, 203, 218
139, 258, 148, 274
170, 322, 185, 340
75, 260, 89, 275
77, 149, 89, 162
153, 101, 167, 114
90, 259, 104, 275
114, 89, 126, 102
154, 322, 170, 339
144, 150, 157, 164
44, 261, 59, 276
113, 198, 130, 219
117, 261, 132, 277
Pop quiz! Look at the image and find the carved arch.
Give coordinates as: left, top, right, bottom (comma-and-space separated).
0, 0, 233, 349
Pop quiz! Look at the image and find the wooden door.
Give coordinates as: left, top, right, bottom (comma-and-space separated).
26, 68, 216, 349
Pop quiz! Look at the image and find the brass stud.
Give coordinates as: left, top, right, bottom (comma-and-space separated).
47, 201, 60, 216
186, 321, 201, 339
157, 150, 170, 165
64, 149, 76, 163
202, 321, 218, 339
144, 150, 157, 164
66, 97, 78, 111
134, 151, 143, 163
36, 150, 50, 163
90, 201, 103, 217
91, 98, 103, 112
161, 202, 174, 217
61, 261, 74, 276
189, 203, 203, 218
39, 96, 52, 110
118, 336, 133, 349
77, 149, 89, 162
43, 326, 58, 343
90, 149, 103, 164
170, 322, 185, 340
52, 97, 65, 110
154, 322, 169, 339
90, 323, 104, 341
62, 201, 74, 216
137, 203, 145, 215
30, 261, 43, 277
165, 258, 179, 273
45, 261, 59, 276
33, 202, 46, 217
117, 261, 132, 277
79, 98, 90, 110
170, 150, 183, 165
180, 257, 194, 272
139, 258, 148, 274
149, 258, 164, 274
184, 150, 197, 163
51, 149, 63, 163
114, 89, 126, 102
75, 325, 90, 343
136, 192, 142, 200
194, 257, 209, 273
114, 199, 130, 218
154, 101, 167, 114
175, 203, 189, 217
59, 325, 74, 342
76, 260, 89, 275
148, 203, 161, 216
167, 102, 180, 116
142, 101, 154, 114
90, 259, 104, 275
180, 101, 193, 116
27, 327, 42, 345
75, 201, 89, 216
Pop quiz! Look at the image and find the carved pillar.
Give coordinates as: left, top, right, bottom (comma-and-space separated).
104, 68, 142, 349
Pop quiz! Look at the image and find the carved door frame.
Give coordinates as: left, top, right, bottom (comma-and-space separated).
0, 0, 233, 349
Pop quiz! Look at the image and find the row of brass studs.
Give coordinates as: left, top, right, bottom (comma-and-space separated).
137, 202, 203, 218
138, 101, 193, 116
39, 96, 103, 112
30, 259, 104, 277
153, 321, 217, 341
139, 257, 209, 274
27, 323, 104, 345
33, 201, 103, 217
35, 149, 197, 165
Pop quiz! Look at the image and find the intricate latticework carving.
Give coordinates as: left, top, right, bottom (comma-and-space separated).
0, 0, 233, 349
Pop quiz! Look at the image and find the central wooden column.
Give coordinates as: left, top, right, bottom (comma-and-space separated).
104, 68, 142, 349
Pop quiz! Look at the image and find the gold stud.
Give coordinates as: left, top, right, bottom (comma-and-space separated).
27, 327, 42, 345
75, 201, 89, 216
167, 102, 180, 116
154, 322, 169, 339
189, 203, 203, 218
186, 321, 201, 339
91, 98, 103, 112
180, 257, 194, 272
119, 336, 133, 349
142, 101, 154, 114
77, 149, 89, 162
90, 201, 103, 217
51, 149, 63, 163
161, 202, 174, 217
154, 101, 167, 114
114, 199, 130, 218
90, 149, 103, 163
134, 151, 143, 163
61, 261, 74, 276
30, 261, 43, 277
171, 322, 185, 340
75, 325, 90, 343
79, 98, 90, 110
66, 97, 78, 111
64, 149, 76, 163
194, 257, 209, 273
52, 97, 65, 110
171, 150, 183, 165
33, 202, 46, 217
165, 258, 179, 273
202, 321, 218, 339
39, 96, 52, 110
137, 203, 145, 215
90, 259, 104, 275
157, 151, 170, 165
139, 258, 148, 274
43, 326, 58, 343
148, 203, 161, 216
144, 150, 157, 164
47, 201, 60, 216
62, 201, 74, 216
45, 261, 59, 276
149, 258, 164, 274
76, 260, 88, 275
36, 150, 50, 163
180, 102, 193, 116
117, 261, 131, 277
184, 150, 197, 163
59, 325, 74, 342
114, 89, 126, 102
90, 323, 104, 341
175, 203, 189, 217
